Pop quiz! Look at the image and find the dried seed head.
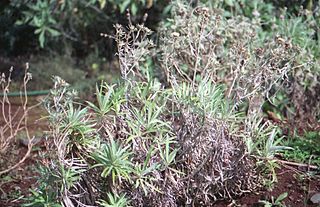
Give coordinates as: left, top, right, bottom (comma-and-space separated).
171, 32, 180, 37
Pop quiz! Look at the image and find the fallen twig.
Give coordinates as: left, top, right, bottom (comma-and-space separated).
255, 155, 319, 171
275, 159, 319, 170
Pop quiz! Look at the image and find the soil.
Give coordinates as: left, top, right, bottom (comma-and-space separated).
0, 97, 320, 207
216, 166, 320, 207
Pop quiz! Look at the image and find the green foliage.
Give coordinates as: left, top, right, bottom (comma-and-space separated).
259, 192, 288, 207
32, 70, 264, 205
133, 148, 161, 195
23, 165, 62, 207
127, 98, 170, 140
17, 0, 60, 48
91, 139, 133, 184
243, 117, 292, 158
173, 81, 228, 117
87, 84, 126, 117
63, 104, 97, 152
23, 189, 62, 207
282, 131, 320, 166
200, 0, 320, 122
14, 0, 85, 47
8, 0, 159, 50
24, 163, 84, 206
97, 193, 130, 207
157, 135, 178, 169
93, 0, 152, 15
242, 116, 291, 189
260, 159, 281, 190
211, 0, 275, 22
264, 7, 320, 120
59, 164, 84, 191
263, 129, 293, 159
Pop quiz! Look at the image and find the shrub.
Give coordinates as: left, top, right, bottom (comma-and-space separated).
27, 75, 263, 206
273, 11, 320, 124
24, 2, 305, 206
157, 1, 296, 115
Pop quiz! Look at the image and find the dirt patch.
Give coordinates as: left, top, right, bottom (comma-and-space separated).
0, 147, 41, 206
215, 166, 320, 207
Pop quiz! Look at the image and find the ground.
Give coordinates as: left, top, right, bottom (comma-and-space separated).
0, 97, 319, 207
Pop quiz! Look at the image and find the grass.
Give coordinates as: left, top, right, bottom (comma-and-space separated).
281, 131, 320, 166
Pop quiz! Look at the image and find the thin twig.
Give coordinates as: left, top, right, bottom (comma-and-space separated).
256, 156, 319, 170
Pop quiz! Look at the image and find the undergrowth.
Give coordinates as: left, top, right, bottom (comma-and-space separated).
282, 131, 320, 166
